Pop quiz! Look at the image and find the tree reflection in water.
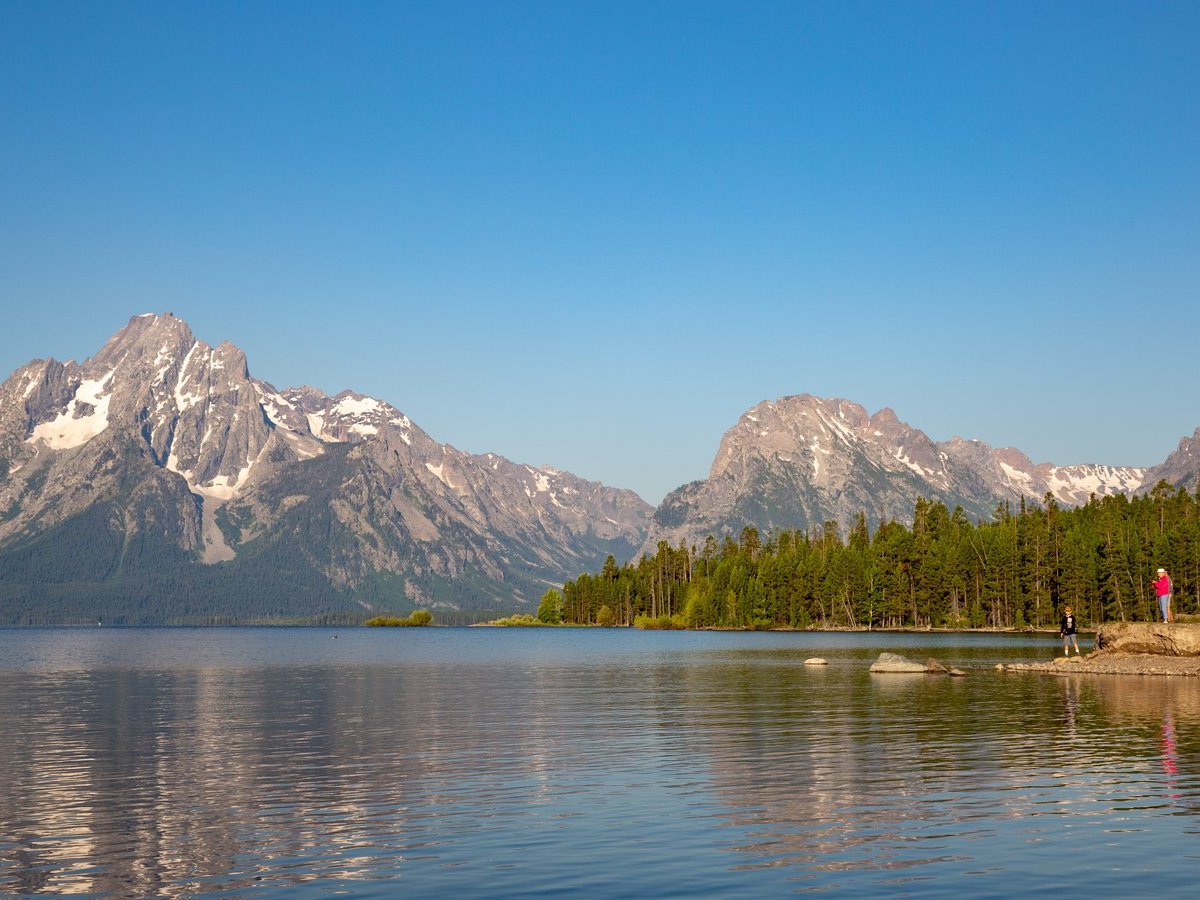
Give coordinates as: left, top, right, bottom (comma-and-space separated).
1, 630, 1198, 896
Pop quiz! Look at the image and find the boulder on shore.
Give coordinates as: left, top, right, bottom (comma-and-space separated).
1095, 622, 1200, 657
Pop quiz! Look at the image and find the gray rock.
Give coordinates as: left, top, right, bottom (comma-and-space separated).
803, 657, 828, 666
869, 652, 930, 673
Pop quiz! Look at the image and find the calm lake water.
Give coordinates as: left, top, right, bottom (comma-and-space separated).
1, 627, 1197, 897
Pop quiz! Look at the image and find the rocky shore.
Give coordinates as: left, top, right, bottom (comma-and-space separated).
1002, 622, 1200, 677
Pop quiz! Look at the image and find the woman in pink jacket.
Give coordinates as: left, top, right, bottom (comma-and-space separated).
1153, 568, 1173, 622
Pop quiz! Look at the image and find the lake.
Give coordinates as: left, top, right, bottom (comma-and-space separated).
1, 627, 1197, 897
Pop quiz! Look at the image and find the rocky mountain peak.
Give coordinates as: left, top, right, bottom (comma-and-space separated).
85, 313, 195, 376
994, 446, 1034, 466
1140, 426, 1200, 492
710, 395, 872, 482
293, 389, 418, 445
643, 394, 1155, 556
870, 406, 900, 427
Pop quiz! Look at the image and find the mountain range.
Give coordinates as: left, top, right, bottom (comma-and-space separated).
643, 395, 1196, 556
2, 314, 1197, 623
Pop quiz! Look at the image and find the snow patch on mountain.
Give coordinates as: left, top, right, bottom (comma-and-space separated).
29, 374, 114, 449
999, 461, 1037, 494
426, 461, 455, 489
895, 447, 936, 481
332, 396, 387, 417
305, 413, 328, 438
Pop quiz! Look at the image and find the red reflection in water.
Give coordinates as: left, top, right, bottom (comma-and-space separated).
1162, 710, 1179, 799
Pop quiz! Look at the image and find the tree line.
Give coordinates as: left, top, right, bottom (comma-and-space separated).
557, 483, 1200, 630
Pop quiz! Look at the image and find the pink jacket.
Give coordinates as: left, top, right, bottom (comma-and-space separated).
1154, 574, 1172, 597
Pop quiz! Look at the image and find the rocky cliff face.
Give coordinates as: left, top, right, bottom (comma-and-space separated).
642, 394, 1150, 555
0, 314, 651, 621
1141, 428, 1200, 492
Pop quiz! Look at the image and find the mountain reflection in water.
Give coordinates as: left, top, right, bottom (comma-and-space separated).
1, 628, 1197, 897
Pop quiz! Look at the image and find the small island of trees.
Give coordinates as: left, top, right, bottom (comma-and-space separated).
365, 609, 433, 626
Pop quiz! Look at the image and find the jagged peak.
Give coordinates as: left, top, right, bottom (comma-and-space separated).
88, 312, 197, 372
871, 406, 901, 427
328, 390, 397, 417
944, 435, 990, 449
114, 311, 194, 345
994, 446, 1036, 470
210, 340, 250, 376
287, 386, 420, 446
278, 385, 333, 413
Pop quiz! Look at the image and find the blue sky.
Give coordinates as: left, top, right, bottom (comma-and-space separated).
2, 1, 1197, 504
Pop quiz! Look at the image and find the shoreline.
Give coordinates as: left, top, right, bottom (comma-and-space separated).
1002, 652, 1200, 677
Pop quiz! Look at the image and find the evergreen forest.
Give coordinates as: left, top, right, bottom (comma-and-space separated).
559, 484, 1200, 630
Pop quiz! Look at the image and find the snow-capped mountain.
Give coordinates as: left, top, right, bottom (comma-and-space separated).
0, 314, 651, 622
3, 318, 1197, 625
642, 395, 1150, 555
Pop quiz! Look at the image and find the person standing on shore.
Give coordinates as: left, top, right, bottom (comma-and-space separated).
1060, 605, 1081, 656
1153, 568, 1173, 623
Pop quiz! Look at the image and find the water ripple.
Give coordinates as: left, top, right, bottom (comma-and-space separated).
2, 629, 1199, 896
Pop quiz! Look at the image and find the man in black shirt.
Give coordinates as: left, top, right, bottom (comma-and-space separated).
1060, 605, 1081, 656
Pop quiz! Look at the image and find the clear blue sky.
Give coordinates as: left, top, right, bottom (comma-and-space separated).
2, 1, 1197, 504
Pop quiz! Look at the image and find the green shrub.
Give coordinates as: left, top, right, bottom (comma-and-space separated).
490, 613, 541, 626
634, 613, 684, 630
365, 609, 433, 627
